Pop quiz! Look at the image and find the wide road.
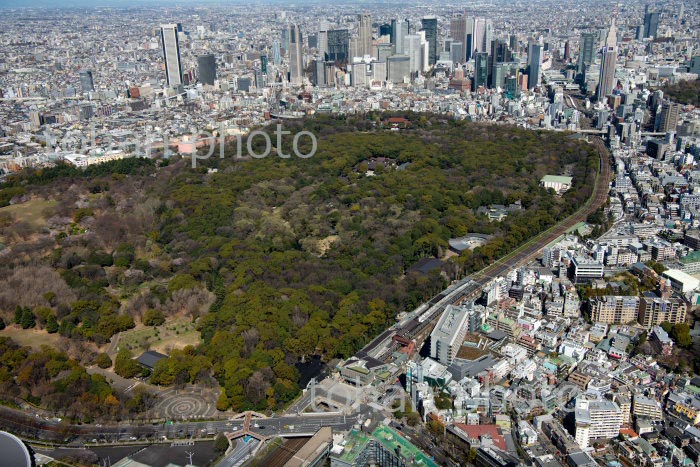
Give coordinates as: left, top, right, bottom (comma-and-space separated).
0, 404, 353, 445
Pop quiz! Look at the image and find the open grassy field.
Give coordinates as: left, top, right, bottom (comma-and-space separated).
0, 326, 67, 351
118, 316, 200, 355
0, 199, 57, 228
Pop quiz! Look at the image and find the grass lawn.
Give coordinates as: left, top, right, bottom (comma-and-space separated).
118, 316, 200, 355
0, 326, 68, 351
0, 199, 57, 228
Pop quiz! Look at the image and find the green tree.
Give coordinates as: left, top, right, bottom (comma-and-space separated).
46, 314, 59, 333
214, 432, 229, 453
95, 353, 112, 369
672, 323, 692, 348
19, 308, 36, 329
114, 348, 142, 379
143, 309, 165, 326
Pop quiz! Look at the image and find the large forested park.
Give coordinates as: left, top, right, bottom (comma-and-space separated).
0, 113, 599, 422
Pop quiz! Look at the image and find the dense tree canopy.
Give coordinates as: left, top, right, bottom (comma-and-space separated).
0, 114, 599, 414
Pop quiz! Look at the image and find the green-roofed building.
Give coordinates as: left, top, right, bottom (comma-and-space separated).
680, 250, 700, 274
541, 175, 573, 194
330, 427, 437, 467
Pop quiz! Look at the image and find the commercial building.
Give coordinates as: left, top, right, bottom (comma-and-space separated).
330, 427, 437, 467
431, 304, 471, 365
327, 29, 349, 62
597, 19, 617, 102
289, 24, 303, 84
568, 255, 604, 283
656, 101, 680, 133
284, 426, 333, 467
79, 70, 95, 93
197, 54, 217, 85
421, 17, 438, 66
160, 24, 183, 87
356, 14, 372, 58
527, 42, 542, 89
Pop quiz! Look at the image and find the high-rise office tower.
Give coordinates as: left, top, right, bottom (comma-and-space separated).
509, 34, 518, 53
160, 24, 183, 87
465, 17, 475, 60
527, 41, 542, 89
471, 18, 486, 55
318, 29, 328, 58
597, 19, 618, 101
656, 101, 680, 132
404, 34, 422, 74
288, 24, 303, 84
450, 14, 468, 61
326, 29, 349, 62
281, 27, 290, 51
377, 43, 393, 63
387, 55, 410, 83
261, 55, 268, 74
483, 19, 493, 55
379, 23, 392, 39
272, 41, 282, 65
421, 17, 438, 66
357, 14, 372, 57
643, 6, 659, 38
391, 19, 409, 55
79, 70, 94, 92
450, 42, 464, 65
577, 32, 596, 75
311, 59, 326, 86
197, 54, 216, 85
473, 52, 488, 90
489, 39, 511, 88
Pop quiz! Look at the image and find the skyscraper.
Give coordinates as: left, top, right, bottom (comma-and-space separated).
421, 17, 438, 66
404, 34, 422, 74
197, 54, 216, 85
450, 14, 468, 61
643, 6, 659, 38
656, 101, 680, 132
79, 70, 94, 93
326, 29, 349, 62
288, 24, 303, 84
357, 14, 372, 58
471, 18, 491, 55
391, 19, 409, 55
597, 19, 618, 102
387, 55, 410, 83
527, 41, 542, 89
577, 32, 596, 76
473, 52, 488, 90
160, 24, 183, 87
379, 23, 391, 39
450, 42, 464, 65
489, 39, 511, 88
272, 41, 282, 65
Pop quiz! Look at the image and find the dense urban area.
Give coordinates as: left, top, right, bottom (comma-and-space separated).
1, 0, 700, 466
